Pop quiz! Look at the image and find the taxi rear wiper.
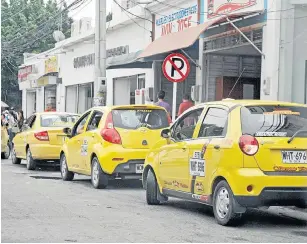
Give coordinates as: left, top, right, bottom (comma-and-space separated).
287, 129, 307, 143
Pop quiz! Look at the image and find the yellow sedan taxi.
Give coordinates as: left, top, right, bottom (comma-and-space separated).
142, 100, 307, 226
12, 112, 79, 170
1, 123, 10, 159
60, 105, 170, 189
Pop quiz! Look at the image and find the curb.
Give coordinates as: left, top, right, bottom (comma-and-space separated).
286, 206, 307, 213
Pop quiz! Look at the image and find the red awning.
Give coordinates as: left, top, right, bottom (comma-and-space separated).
138, 17, 226, 59
138, 11, 264, 59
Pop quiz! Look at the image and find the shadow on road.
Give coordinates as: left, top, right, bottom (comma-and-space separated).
70, 178, 144, 190
161, 199, 307, 228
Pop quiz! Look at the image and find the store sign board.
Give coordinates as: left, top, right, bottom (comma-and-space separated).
18, 65, 32, 82
37, 76, 57, 87
45, 56, 58, 73
107, 45, 129, 58
73, 53, 95, 68
205, 0, 264, 21
155, 2, 198, 39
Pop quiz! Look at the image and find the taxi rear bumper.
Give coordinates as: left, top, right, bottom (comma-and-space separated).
31, 144, 61, 160
234, 187, 307, 208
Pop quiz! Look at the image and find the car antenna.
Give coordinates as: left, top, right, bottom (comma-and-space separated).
227, 67, 246, 98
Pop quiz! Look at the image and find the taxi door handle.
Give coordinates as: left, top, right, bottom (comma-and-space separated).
214, 145, 220, 150
182, 147, 187, 151
77, 140, 81, 144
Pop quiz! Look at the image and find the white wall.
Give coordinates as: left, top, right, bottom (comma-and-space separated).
262, 0, 307, 103
59, 41, 95, 87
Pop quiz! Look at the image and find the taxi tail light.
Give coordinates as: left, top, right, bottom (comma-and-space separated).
239, 135, 259, 156
100, 112, 122, 145
34, 131, 49, 141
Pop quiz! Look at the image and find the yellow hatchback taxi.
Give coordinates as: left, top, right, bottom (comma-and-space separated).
1, 123, 10, 159
12, 112, 79, 170
142, 100, 307, 226
60, 105, 170, 189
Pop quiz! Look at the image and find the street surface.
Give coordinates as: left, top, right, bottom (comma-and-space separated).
2, 159, 307, 243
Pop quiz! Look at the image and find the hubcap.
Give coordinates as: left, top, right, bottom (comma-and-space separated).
92, 160, 99, 185
216, 187, 230, 219
5, 144, 10, 158
27, 150, 31, 166
61, 156, 67, 176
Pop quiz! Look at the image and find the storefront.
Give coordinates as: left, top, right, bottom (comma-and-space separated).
138, 0, 267, 119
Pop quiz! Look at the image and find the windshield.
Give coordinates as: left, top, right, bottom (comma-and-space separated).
241, 105, 307, 138
40, 114, 79, 127
112, 109, 169, 130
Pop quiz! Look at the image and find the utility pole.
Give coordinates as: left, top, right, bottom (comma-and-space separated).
94, 0, 107, 106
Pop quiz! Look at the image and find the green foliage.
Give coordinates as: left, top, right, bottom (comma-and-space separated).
1, 0, 73, 108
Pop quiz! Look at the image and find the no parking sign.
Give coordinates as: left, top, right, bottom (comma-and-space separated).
162, 53, 190, 83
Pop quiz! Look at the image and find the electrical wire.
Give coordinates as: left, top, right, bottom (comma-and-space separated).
4, 0, 84, 46
113, 0, 152, 23
2, 0, 91, 57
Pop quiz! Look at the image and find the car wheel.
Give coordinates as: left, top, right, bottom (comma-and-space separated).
91, 157, 108, 189
146, 169, 160, 205
26, 148, 36, 170
1, 142, 10, 159
212, 180, 242, 226
60, 154, 74, 181
11, 144, 21, 164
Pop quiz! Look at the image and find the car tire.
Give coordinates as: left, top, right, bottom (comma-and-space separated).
1, 142, 10, 159
11, 144, 21, 164
60, 154, 74, 181
212, 180, 242, 226
26, 148, 36, 170
91, 157, 108, 189
146, 169, 160, 205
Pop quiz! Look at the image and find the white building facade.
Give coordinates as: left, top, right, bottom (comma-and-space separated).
18, 0, 307, 119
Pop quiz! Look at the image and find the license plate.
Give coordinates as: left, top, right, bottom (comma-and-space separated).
281, 151, 307, 164
136, 164, 144, 173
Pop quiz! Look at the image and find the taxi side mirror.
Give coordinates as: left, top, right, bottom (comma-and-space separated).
63, 127, 72, 137
161, 128, 170, 139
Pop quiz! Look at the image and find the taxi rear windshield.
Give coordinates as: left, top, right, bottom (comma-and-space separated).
40, 114, 79, 127
241, 105, 307, 138
112, 109, 169, 130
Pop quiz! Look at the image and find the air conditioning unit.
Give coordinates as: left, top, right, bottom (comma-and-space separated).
71, 21, 80, 37
135, 89, 145, 104
80, 17, 92, 34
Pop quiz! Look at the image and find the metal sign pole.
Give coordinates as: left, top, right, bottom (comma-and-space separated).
172, 82, 177, 122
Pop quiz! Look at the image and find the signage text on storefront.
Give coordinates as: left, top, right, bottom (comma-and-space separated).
73, 53, 95, 68
45, 56, 58, 73
107, 45, 129, 58
155, 3, 198, 39
18, 65, 32, 82
205, 0, 264, 21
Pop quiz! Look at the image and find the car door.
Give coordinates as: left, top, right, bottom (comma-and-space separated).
65, 111, 92, 172
158, 107, 205, 193
80, 109, 104, 173
189, 106, 229, 197
14, 115, 36, 158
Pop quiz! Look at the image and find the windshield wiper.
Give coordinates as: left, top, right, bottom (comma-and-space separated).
287, 129, 307, 143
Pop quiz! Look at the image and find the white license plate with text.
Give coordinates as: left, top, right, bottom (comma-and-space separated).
136, 164, 144, 173
282, 151, 307, 164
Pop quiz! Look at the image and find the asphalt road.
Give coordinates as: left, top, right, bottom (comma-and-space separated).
2, 159, 307, 243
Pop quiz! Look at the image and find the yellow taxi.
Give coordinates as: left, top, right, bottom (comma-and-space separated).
142, 100, 307, 226
60, 105, 170, 189
12, 112, 79, 170
1, 123, 10, 159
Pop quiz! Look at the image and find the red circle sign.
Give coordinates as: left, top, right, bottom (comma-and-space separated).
162, 53, 190, 83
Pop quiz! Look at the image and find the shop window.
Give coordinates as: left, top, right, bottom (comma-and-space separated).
66, 85, 78, 113
78, 83, 93, 113
44, 85, 57, 111
65, 82, 93, 114
137, 74, 145, 89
